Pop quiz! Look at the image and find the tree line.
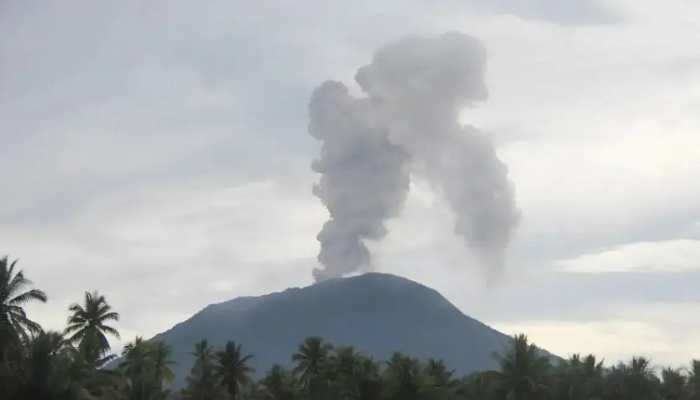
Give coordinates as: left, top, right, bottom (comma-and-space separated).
2, 256, 700, 400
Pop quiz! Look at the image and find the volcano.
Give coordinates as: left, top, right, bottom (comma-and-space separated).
147, 273, 535, 388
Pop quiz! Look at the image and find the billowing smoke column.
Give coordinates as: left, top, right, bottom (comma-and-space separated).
309, 32, 521, 282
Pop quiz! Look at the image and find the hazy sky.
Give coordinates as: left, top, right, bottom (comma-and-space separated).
2, 0, 700, 367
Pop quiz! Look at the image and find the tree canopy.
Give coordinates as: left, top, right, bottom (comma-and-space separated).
2, 254, 699, 400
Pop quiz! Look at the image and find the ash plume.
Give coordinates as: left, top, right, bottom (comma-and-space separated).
309, 32, 521, 282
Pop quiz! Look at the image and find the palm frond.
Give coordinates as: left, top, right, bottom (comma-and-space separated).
101, 324, 121, 340
99, 311, 120, 323
96, 353, 118, 368
63, 323, 84, 335
68, 303, 86, 313
10, 311, 43, 333
69, 327, 88, 343
96, 302, 113, 315
9, 288, 48, 305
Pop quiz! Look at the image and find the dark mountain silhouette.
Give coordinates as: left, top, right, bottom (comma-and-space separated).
145, 273, 535, 388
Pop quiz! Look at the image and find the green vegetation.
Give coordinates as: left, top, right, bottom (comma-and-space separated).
2, 255, 700, 400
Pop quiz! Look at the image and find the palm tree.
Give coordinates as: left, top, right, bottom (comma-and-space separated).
384, 352, 431, 400
292, 336, 333, 396
423, 358, 458, 400
260, 364, 298, 400
459, 370, 500, 400
150, 341, 176, 387
16, 330, 91, 400
626, 357, 658, 400
553, 353, 605, 400
688, 360, 700, 400
214, 340, 255, 400
323, 346, 364, 398
605, 357, 658, 400
186, 339, 219, 400
493, 334, 551, 400
661, 367, 686, 400
581, 354, 605, 399
552, 355, 580, 400
0, 256, 47, 358
190, 339, 215, 371
64, 291, 120, 367
328, 346, 362, 380
348, 357, 383, 400
119, 336, 153, 400
425, 358, 455, 388
605, 362, 630, 400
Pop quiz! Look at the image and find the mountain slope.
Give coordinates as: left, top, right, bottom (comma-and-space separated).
150, 273, 519, 388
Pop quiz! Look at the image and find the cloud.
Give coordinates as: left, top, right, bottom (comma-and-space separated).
492, 319, 700, 367
472, 0, 619, 25
2, 0, 700, 368
552, 239, 700, 273
491, 301, 700, 367
13, 178, 323, 348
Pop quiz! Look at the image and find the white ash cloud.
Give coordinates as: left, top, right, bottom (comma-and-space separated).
309, 32, 520, 282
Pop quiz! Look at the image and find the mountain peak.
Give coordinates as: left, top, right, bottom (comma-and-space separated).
151, 272, 513, 388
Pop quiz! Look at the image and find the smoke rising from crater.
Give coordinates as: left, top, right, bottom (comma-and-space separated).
309, 32, 520, 282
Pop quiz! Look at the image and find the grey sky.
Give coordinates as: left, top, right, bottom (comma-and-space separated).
2, 0, 700, 366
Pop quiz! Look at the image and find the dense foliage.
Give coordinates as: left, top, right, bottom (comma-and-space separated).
2, 256, 700, 400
